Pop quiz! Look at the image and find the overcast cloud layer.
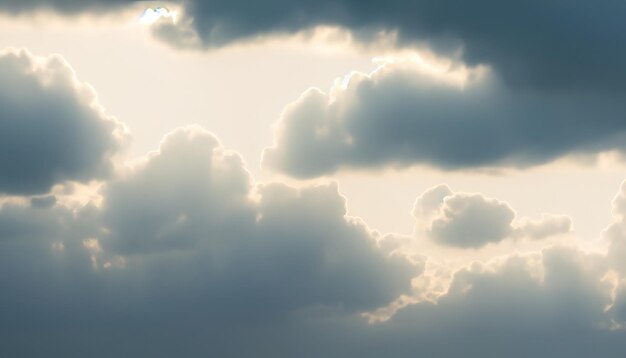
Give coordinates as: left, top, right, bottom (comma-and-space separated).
149, 0, 626, 92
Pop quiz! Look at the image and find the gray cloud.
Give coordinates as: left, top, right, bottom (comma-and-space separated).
99, 126, 416, 315
412, 184, 453, 218
514, 214, 573, 240
7, 2, 626, 179
0, 0, 130, 14
0, 126, 421, 355
5, 1, 623, 93
384, 247, 620, 358
263, 62, 626, 177
0, 49, 127, 195
413, 185, 572, 248
429, 193, 516, 248
100, 127, 255, 255
605, 181, 626, 275
0, 127, 624, 356
143, 0, 626, 93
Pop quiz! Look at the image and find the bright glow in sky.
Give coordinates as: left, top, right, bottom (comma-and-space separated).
140, 7, 176, 24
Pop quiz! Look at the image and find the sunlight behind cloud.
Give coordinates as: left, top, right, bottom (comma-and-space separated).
140, 7, 176, 25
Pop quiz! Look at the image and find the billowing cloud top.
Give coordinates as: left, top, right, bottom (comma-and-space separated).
5, 1, 626, 176
263, 60, 626, 177
1, 122, 624, 356
413, 184, 572, 248
0, 49, 127, 195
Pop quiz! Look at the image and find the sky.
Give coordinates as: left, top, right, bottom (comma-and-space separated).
1, 1, 626, 357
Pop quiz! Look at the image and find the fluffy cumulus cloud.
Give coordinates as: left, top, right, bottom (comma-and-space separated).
0, 126, 419, 355
0, 49, 126, 195
263, 60, 626, 177
0, 126, 625, 356
6, 2, 626, 177
413, 184, 572, 248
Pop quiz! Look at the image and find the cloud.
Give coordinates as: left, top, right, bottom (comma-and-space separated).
384, 247, 621, 358
413, 185, 571, 248
597, 179, 626, 331
0, 126, 420, 355
0, 49, 127, 195
4, 1, 624, 93
100, 127, 255, 255
605, 181, 626, 275
140, 0, 626, 93
429, 193, 516, 248
0, 0, 130, 15
0, 124, 625, 356
263, 60, 626, 177
514, 214, 573, 240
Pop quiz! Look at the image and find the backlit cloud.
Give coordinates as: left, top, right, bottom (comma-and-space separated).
0, 49, 127, 195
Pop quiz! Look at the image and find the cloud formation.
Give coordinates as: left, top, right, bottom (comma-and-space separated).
141, 0, 626, 93
0, 0, 129, 15
6, 2, 626, 179
0, 124, 624, 356
263, 60, 626, 177
413, 184, 572, 248
0, 49, 126, 195
5, 1, 624, 93
0, 8, 625, 355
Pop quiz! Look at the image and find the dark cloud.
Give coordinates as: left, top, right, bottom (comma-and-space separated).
7, 1, 622, 93
143, 0, 626, 93
0, 126, 624, 356
0, 49, 127, 195
0, 0, 130, 14
263, 61, 626, 177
